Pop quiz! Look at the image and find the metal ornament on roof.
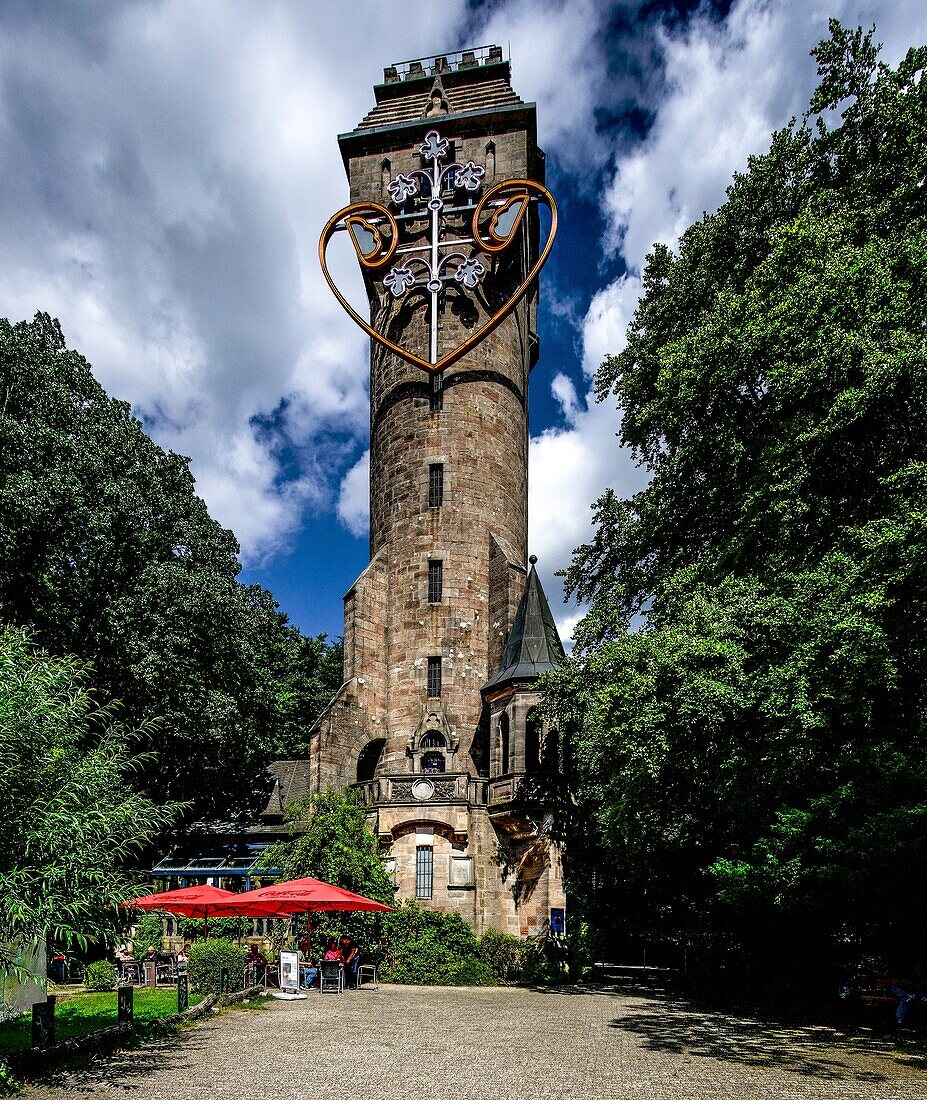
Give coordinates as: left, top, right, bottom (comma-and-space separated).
319, 129, 557, 375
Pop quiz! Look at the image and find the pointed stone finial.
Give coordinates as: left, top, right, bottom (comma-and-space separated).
529, 554, 538, 565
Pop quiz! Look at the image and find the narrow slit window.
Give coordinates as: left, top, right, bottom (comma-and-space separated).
416, 846, 433, 899
430, 373, 443, 412
427, 656, 442, 697
429, 463, 444, 508
428, 559, 443, 603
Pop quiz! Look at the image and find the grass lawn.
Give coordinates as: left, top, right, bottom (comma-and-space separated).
0, 988, 204, 1058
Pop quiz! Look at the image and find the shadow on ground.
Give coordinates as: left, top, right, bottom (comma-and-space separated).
25, 1026, 214, 1094
606, 997, 927, 1082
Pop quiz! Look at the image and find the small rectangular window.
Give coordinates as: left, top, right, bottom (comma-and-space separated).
428, 559, 443, 603
416, 846, 433, 899
427, 656, 442, 697
428, 463, 444, 508
430, 374, 443, 412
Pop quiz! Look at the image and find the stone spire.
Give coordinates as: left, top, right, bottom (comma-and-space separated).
482, 556, 566, 692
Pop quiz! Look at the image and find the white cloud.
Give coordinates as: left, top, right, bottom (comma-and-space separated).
0, 0, 470, 559
337, 450, 370, 540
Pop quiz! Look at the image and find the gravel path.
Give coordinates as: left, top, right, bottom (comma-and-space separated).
24, 984, 927, 1099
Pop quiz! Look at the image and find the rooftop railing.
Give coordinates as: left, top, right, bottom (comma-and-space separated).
382, 45, 505, 84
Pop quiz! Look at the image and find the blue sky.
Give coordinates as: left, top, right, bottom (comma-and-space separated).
2, 0, 925, 642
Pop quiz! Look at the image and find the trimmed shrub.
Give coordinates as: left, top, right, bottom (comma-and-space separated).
478, 929, 527, 983
448, 956, 495, 986
380, 901, 492, 985
83, 960, 117, 991
187, 939, 247, 996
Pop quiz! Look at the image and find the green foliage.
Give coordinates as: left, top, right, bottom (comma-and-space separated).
548, 20, 927, 991
82, 961, 117, 992
0, 628, 175, 973
0, 311, 342, 816
187, 939, 247, 996
131, 915, 166, 954
478, 929, 528, 983
380, 902, 492, 985
177, 917, 246, 943
264, 790, 397, 952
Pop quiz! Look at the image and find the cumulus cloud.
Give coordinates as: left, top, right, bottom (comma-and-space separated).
534, 0, 927, 640
0, 0, 469, 559
337, 450, 370, 540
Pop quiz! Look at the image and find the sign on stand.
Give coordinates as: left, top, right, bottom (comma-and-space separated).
279, 951, 299, 992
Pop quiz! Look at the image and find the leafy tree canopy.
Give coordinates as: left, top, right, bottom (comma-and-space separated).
0, 628, 175, 973
0, 314, 342, 815
549, 21, 927, 986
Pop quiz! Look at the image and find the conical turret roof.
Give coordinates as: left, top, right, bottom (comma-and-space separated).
482, 557, 566, 693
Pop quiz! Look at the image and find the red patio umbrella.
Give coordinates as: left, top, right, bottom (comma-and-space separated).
211, 877, 395, 963
123, 883, 238, 938
210, 877, 394, 918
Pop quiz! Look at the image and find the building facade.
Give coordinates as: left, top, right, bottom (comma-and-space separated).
270, 46, 566, 937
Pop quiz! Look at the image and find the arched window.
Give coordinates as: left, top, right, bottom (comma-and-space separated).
357, 737, 386, 782
525, 708, 541, 772
421, 751, 445, 774
420, 731, 445, 750
499, 712, 510, 775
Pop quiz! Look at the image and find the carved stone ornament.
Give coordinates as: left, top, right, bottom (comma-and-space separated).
319, 129, 557, 375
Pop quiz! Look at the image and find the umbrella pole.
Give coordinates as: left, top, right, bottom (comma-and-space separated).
203, 914, 208, 941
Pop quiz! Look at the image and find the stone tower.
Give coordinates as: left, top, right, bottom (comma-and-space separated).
296, 46, 565, 936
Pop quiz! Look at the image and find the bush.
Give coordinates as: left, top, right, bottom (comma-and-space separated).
448, 956, 495, 985
187, 939, 247, 996
379, 902, 494, 986
478, 929, 527, 983
83, 960, 117, 991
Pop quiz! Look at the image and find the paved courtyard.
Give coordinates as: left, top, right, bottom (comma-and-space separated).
25, 984, 927, 1100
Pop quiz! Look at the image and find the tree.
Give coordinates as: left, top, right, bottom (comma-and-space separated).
0, 313, 342, 815
263, 791, 396, 951
0, 628, 175, 973
548, 22, 927, 991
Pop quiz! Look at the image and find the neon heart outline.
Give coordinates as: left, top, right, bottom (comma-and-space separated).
319, 178, 557, 376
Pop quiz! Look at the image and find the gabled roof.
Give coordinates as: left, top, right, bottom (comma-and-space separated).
482, 557, 566, 693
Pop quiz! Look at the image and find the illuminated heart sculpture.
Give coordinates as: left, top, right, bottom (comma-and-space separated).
319, 130, 557, 376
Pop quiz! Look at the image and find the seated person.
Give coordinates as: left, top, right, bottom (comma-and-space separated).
297, 938, 318, 989
322, 938, 342, 963
115, 943, 135, 964
141, 945, 162, 966
882, 962, 927, 1024
176, 943, 192, 972
339, 935, 360, 989
245, 942, 270, 977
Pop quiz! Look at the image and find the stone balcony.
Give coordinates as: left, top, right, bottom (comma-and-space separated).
351, 772, 528, 810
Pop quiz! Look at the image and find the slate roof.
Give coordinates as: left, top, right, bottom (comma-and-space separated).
355, 72, 523, 131
482, 557, 566, 693
261, 758, 313, 819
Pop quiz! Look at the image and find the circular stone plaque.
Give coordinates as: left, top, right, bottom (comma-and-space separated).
411, 778, 435, 801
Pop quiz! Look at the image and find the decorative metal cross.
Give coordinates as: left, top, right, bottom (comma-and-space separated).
382, 130, 487, 365
319, 129, 557, 375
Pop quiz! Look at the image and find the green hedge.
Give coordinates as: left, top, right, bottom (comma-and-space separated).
187, 939, 247, 996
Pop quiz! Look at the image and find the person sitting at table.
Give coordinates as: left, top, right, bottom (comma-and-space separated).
340, 935, 360, 989
322, 938, 342, 963
245, 942, 270, 981
115, 943, 135, 964
176, 943, 191, 972
297, 938, 319, 989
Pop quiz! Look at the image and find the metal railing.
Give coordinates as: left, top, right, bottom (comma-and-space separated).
383, 45, 505, 84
